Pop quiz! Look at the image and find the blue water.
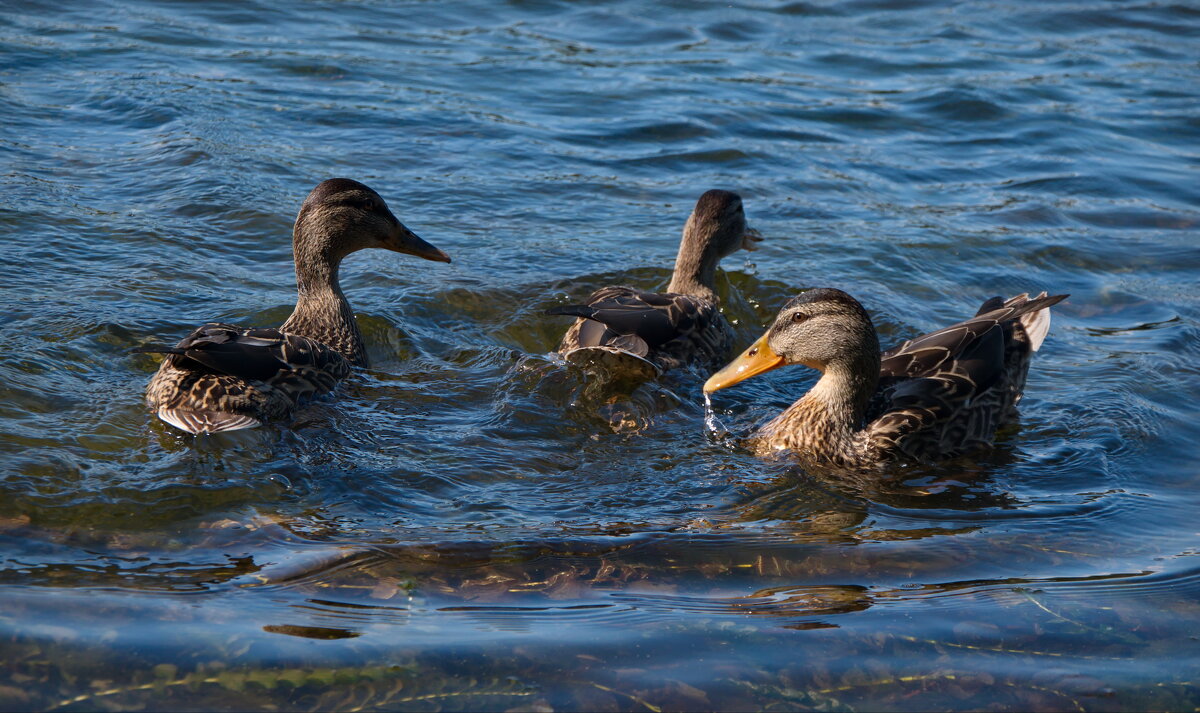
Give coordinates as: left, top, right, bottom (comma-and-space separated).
2, 0, 1199, 710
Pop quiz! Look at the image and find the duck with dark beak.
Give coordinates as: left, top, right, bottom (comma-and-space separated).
138, 178, 452, 435
547, 189, 763, 384
387, 218, 451, 263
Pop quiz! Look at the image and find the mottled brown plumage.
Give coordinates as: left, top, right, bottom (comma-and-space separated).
704, 288, 1068, 468
140, 178, 451, 435
547, 189, 762, 381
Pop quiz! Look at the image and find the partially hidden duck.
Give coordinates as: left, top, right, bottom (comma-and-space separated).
138, 178, 450, 434
547, 189, 762, 382
704, 288, 1068, 468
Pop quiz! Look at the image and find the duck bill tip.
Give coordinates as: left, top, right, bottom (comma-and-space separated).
392, 227, 451, 263
422, 247, 452, 263
703, 333, 782, 394
742, 226, 764, 252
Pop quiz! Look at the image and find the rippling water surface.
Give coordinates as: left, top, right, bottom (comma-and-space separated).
2, 0, 1199, 710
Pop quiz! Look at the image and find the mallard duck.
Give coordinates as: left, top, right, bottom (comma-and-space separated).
704, 288, 1068, 467
546, 189, 762, 381
137, 178, 451, 434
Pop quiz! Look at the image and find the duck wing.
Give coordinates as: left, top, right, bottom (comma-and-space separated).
868, 293, 1067, 460
548, 286, 709, 351
136, 323, 351, 390
140, 324, 354, 435
879, 293, 1067, 383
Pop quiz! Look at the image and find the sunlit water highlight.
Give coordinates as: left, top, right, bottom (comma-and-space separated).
1, 0, 1199, 710
702, 393, 727, 441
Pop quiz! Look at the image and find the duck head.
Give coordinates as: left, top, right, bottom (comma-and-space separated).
668, 189, 762, 299
683, 189, 762, 258
704, 288, 879, 393
294, 178, 451, 265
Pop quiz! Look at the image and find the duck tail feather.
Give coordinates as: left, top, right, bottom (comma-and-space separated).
1013, 291, 1068, 352
157, 409, 261, 435
1020, 303, 1053, 352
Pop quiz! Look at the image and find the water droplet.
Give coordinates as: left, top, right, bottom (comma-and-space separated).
703, 393, 727, 438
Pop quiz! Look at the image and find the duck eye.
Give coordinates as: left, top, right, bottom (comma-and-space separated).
792, 312, 809, 323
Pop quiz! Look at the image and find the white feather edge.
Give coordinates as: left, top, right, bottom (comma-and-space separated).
157, 409, 261, 435
1018, 293, 1053, 353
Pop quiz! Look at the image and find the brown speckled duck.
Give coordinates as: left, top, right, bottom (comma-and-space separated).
546, 189, 762, 381
704, 288, 1068, 467
138, 178, 451, 434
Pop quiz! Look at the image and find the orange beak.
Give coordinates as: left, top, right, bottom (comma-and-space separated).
703, 332, 784, 394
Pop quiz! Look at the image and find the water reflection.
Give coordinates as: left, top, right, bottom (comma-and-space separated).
2, 0, 1200, 708
262, 624, 361, 640
728, 584, 871, 629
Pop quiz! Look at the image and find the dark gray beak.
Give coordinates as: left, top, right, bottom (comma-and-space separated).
389, 223, 451, 263
742, 226, 764, 252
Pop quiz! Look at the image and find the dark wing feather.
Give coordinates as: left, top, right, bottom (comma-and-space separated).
549, 285, 733, 373
880, 293, 1067, 381
947, 320, 1005, 395
142, 323, 350, 385
173, 325, 293, 382
868, 292, 1068, 461
573, 314, 651, 357
548, 286, 708, 350
975, 296, 1005, 316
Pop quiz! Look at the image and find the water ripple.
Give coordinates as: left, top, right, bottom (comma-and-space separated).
1, 0, 1199, 709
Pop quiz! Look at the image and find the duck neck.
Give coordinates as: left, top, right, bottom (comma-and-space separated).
281, 227, 368, 367
667, 238, 719, 303
764, 354, 880, 462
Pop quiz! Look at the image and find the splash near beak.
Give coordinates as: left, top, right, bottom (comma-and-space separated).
742, 226, 764, 252
703, 332, 783, 394
390, 224, 452, 263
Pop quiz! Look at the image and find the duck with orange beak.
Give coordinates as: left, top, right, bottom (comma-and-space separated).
704, 287, 1067, 467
